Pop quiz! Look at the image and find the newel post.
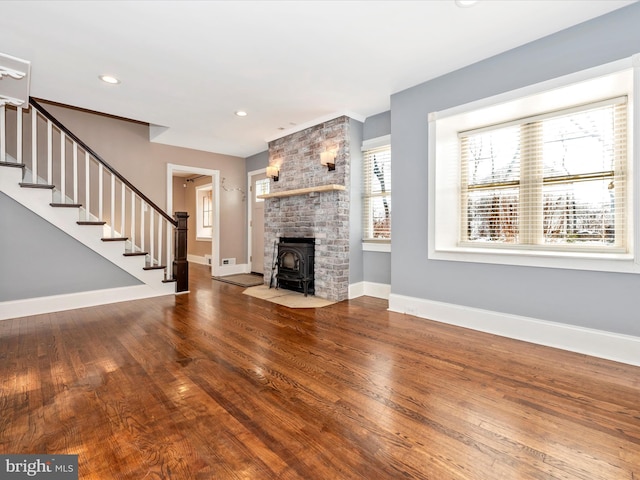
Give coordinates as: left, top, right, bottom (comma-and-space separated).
173, 211, 189, 292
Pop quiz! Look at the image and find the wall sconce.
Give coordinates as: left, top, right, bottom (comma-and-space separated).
320, 151, 336, 171
267, 165, 279, 182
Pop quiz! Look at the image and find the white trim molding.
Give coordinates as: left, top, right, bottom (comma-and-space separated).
187, 254, 208, 266
0, 52, 30, 107
0, 94, 25, 107
0, 65, 26, 80
349, 281, 391, 300
388, 294, 640, 367
188, 254, 249, 275
362, 242, 391, 253
215, 263, 250, 276
362, 134, 391, 151
0, 285, 173, 321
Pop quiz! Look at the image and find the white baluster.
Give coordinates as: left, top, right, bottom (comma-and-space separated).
47, 120, 52, 185
0, 105, 6, 163
157, 215, 163, 267
150, 210, 155, 266
166, 222, 172, 275
32, 108, 37, 181
131, 191, 136, 251
110, 174, 115, 237
121, 182, 125, 240
85, 152, 90, 220
140, 200, 145, 255
16, 107, 22, 164
60, 132, 66, 201
72, 143, 78, 204
98, 164, 103, 221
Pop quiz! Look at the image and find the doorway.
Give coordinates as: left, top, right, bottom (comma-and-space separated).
248, 169, 268, 274
167, 163, 220, 276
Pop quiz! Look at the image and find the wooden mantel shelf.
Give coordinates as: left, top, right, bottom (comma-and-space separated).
258, 184, 345, 199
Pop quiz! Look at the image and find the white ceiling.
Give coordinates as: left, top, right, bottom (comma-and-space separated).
0, 0, 634, 158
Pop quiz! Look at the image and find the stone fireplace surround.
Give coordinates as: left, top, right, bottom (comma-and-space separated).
263, 116, 351, 302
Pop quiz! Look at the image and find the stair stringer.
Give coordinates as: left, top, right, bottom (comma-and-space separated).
0, 164, 176, 319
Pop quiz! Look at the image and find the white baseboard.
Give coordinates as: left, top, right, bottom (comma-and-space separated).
388, 294, 640, 367
0, 285, 174, 321
188, 254, 209, 265
187, 255, 249, 276
349, 281, 391, 300
349, 282, 364, 299
212, 263, 250, 277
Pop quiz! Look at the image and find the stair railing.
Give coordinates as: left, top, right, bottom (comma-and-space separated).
0, 98, 188, 292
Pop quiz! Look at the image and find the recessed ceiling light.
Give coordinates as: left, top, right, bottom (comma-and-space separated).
455, 0, 478, 7
99, 75, 121, 84
235, 110, 248, 117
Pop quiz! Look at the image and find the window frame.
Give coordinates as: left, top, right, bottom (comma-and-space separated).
195, 183, 213, 241
362, 135, 392, 250
428, 55, 639, 274
460, 97, 627, 251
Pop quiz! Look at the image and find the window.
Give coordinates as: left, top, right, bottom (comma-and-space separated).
202, 191, 212, 228
461, 98, 627, 251
195, 184, 213, 240
362, 137, 391, 242
429, 58, 637, 273
255, 177, 270, 203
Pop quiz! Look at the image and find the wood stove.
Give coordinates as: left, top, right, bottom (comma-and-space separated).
276, 237, 314, 296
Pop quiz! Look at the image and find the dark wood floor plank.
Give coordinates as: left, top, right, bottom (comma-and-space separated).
0, 263, 638, 479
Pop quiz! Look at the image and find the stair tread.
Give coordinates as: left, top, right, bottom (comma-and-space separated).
101, 237, 129, 242
50, 203, 82, 208
0, 161, 25, 169
123, 251, 148, 257
162, 278, 177, 283
20, 182, 55, 189
77, 221, 107, 225
144, 265, 166, 270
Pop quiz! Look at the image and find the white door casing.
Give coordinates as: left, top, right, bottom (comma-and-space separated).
167, 163, 220, 274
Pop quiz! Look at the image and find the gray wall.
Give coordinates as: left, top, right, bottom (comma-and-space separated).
246, 150, 269, 173
362, 110, 392, 285
349, 119, 364, 284
363, 251, 391, 285
0, 192, 141, 301
363, 111, 391, 141
390, 3, 640, 336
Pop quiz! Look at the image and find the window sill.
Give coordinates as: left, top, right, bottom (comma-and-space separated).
429, 246, 638, 274
363, 242, 391, 253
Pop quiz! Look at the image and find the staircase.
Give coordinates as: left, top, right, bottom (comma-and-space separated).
0, 98, 188, 320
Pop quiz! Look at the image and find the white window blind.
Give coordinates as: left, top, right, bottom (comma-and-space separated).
363, 145, 391, 240
460, 97, 627, 252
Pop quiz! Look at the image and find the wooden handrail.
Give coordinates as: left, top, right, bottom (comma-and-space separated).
29, 97, 177, 227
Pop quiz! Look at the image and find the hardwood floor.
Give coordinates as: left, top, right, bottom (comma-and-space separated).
1, 263, 638, 479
